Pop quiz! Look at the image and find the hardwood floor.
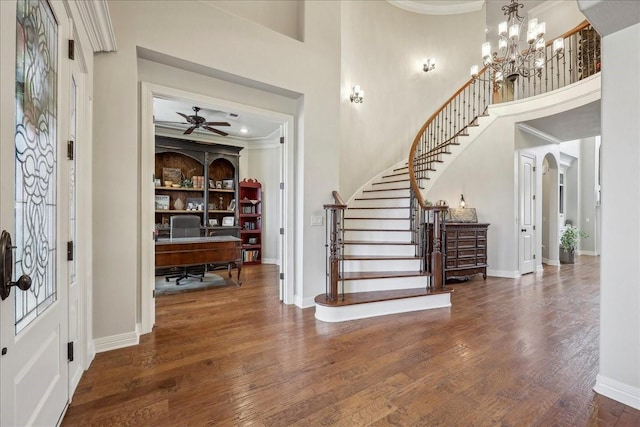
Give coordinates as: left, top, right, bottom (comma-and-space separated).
63, 257, 640, 426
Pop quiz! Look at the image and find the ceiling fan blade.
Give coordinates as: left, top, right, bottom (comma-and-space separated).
183, 126, 196, 135
204, 122, 231, 127
177, 112, 195, 124
204, 126, 229, 136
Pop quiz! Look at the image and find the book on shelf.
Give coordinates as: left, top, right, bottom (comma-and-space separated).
242, 249, 260, 262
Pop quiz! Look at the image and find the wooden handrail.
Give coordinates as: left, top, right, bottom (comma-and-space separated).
408, 20, 595, 210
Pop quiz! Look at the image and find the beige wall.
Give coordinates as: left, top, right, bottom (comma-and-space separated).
93, 0, 341, 339
339, 1, 485, 201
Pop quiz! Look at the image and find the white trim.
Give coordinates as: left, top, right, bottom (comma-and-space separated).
528, 0, 564, 18
487, 269, 521, 278
559, 151, 578, 168
578, 250, 599, 256
542, 257, 560, 266
94, 330, 139, 353
387, 0, 484, 15
315, 294, 451, 322
140, 82, 297, 334
74, 0, 117, 52
261, 258, 278, 265
594, 374, 640, 410
535, 264, 544, 273
517, 123, 562, 144
299, 296, 316, 309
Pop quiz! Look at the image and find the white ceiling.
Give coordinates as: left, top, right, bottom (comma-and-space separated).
522, 100, 601, 142
153, 97, 281, 140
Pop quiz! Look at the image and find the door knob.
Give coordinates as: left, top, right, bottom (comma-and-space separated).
521, 228, 526, 232
0, 230, 32, 300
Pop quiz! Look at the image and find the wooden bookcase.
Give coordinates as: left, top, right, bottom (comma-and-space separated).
238, 178, 262, 264
154, 135, 242, 238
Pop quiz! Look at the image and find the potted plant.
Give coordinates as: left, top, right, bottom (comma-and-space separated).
559, 225, 589, 264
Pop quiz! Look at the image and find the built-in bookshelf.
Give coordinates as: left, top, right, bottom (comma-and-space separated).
238, 178, 262, 265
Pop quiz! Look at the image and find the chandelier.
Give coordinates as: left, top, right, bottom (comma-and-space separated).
473, 0, 565, 83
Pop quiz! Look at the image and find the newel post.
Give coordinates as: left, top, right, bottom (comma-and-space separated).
324, 199, 346, 302
431, 208, 444, 290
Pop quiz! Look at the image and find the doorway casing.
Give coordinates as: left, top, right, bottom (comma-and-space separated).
140, 82, 295, 334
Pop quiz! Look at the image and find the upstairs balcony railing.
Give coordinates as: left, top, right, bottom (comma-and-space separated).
408, 20, 601, 284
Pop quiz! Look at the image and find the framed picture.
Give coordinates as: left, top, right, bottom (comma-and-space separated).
215, 180, 222, 189
222, 216, 234, 226
155, 195, 170, 210
222, 179, 234, 190
162, 167, 182, 187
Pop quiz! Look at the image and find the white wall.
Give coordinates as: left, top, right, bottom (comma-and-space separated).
245, 143, 280, 264
595, 22, 640, 409
339, 1, 485, 200
528, 0, 587, 40
93, 0, 341, 339
579, 137, 598, 254
426, 75, 600, 277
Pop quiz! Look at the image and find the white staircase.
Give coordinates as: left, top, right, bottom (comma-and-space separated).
314, 165, 451, 322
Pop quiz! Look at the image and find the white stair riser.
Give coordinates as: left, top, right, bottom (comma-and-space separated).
344, 243, 415, 257
315, 293, 450, 322
343, 275, 430, 293
360, 189, 409, 198
346, 208, 409, 219
342, 258, 422, 272
370, 181, 410, 191
343, 218, 410, 230
344, 230, 412, 242
351, 197, 410, 208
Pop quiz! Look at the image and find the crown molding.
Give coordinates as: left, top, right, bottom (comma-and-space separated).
387, 0, 484, 15
527, 0, 564, 18
75, 0, 117, 52
517, 123, 562, 144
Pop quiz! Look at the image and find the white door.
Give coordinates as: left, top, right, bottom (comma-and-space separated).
1, 0, 70, 425
519, 154, 536, 274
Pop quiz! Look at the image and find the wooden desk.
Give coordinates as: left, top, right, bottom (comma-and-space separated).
155, 236, 242, 283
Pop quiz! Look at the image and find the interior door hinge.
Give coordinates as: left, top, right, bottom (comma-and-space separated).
67, 341, 74, 362
279, 272, 284, 280
533, 225, 536, 230
67, 140, 74, 160
279, 228, 284, 235
533, 254, 536, 259
280, 136, 284, 144
533, 166, 536, 172
68, 39, 75, 60
279, 182, 284, 190
532, 195, 536, 200
67, 241, 74, 261
153, 289, 156, 298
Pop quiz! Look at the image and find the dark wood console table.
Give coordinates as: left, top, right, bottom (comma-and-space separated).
155, 236, 242, 283
429, 222, 489, 281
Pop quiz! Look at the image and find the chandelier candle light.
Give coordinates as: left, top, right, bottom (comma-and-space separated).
472, 0, 564, 83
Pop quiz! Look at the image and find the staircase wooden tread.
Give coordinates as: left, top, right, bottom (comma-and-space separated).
343, 228, 410, 232
344, 217, 409, 220
363, 188, 410, 192
348, 206, 409, 210
343, 240, 415, 245
314, 287, 451, 307
354, 196, 409, 200
342, 255, 420, 260
341, 270, 427, 280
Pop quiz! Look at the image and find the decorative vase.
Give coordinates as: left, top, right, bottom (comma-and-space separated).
559, 247, 575, 264
174, 198, 184, 210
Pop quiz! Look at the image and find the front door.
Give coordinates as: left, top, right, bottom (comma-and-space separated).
1, 0, 70, 425
519, 154, 536, 275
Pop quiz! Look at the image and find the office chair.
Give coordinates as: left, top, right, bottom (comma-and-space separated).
165, 215, 205, 285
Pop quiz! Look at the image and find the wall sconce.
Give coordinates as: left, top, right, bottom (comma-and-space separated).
350, 85, 364, 103
423, 58, 436, 73
459, 194, 466, 208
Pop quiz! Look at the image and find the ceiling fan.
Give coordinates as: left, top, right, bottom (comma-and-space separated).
175, 106, 231, 136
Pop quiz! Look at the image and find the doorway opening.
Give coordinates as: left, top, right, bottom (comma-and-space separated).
541, 153, 560, 265
140, 83, 295, 333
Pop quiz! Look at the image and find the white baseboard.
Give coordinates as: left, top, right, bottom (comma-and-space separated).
594, 374, 640, 410
542, 258, 560, 266
300, 295, 316, 309
94, 329, 140, 353
578, 251, 599, 256
536, 264, 544, 273
261, 258, 278, 265
487, 269, 520, 278
85, 341, 96, 370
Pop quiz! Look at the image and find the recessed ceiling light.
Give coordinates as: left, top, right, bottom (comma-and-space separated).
240, 128, 248, 134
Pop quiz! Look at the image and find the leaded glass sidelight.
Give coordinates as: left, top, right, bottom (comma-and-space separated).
15, 0, 58, 333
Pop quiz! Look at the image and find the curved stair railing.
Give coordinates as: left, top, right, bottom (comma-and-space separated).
408, 20, 601, 290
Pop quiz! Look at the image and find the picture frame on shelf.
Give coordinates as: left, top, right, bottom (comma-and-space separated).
162, 167, 182, 186
155, 195, 170, 210
222, 179, 234, 190
222, 216, 235, 226
215, 180, 222, 189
